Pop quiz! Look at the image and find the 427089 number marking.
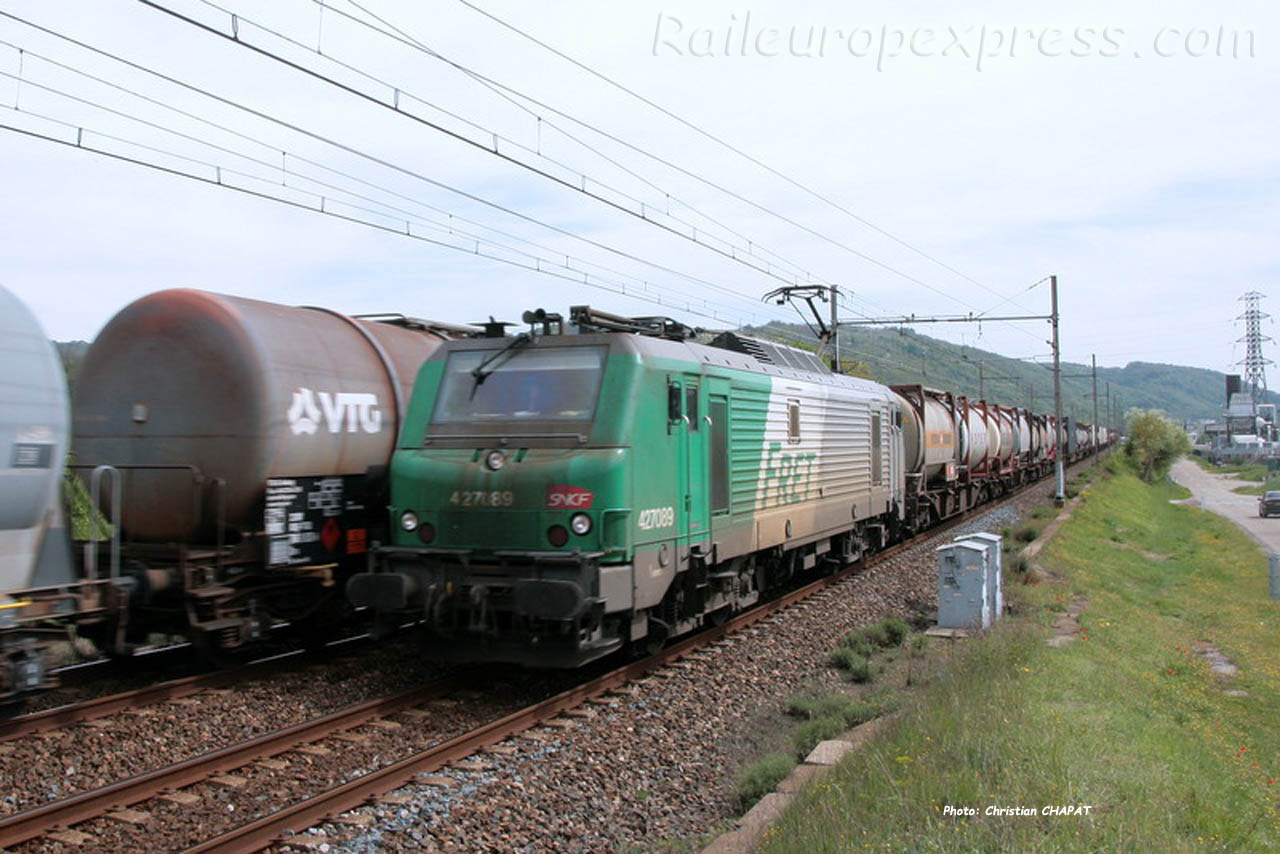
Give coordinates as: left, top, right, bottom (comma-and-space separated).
637, 506, 675, 530
448, 490, 515, 508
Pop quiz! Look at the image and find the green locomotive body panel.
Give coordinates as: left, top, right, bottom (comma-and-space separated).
352, 318, 905, 666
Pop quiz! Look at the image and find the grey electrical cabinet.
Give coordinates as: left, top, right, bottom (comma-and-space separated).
936, 541, 991, 630
956, 532, 1003, 621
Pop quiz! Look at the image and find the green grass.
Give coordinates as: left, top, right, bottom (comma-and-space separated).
735, 752, 797, 810
1011, 522, 1041, 543
1231, 475, 1280, 496
761, 461, 1280, 853
840, 618, 911, 651
827, 647, 871, 682
829, 618, 914, 683
64, 467, 112, 540
792, 717, 850, 759
1210, 462, 1269, 481
786, 694, 882, 728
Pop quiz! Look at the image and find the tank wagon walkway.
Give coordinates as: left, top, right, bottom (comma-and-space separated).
1169, 458, 1280, 554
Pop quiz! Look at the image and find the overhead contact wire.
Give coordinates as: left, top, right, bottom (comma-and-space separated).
141, 0, 816, 296
454, 0, 1047, 323
0, 9, 791, 325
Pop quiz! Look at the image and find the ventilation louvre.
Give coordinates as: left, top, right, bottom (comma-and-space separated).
708, 332, 831, 374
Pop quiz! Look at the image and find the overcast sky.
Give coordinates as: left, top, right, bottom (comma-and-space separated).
1, 0, 1276, 375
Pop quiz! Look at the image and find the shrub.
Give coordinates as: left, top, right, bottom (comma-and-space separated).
787, 693, 880, 727
1125, 409, 1191, 482
794, 716, 848, 758
828, 647, 868, 671
843, 618, 911, 652
734, 752, 796, 810
838, 634, 878, 658
1013, 524, 1040, 543
881, 617, 911, 646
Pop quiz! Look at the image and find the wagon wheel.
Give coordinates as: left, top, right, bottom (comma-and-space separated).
289, 595, 352, 655
188, 626, 257, 669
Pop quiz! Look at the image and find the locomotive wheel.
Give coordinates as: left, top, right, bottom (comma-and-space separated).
635, 615, 670, 658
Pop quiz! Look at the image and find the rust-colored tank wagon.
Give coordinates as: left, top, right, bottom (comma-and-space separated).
72, 289, 466, 659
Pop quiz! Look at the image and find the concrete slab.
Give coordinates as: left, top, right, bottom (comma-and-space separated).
777, 762, 824, 794
735, 792, 792, 835
702, 829, 753, 854
805, 739, 854, 766
925, 627, 972, 639
838, 715, 894, 748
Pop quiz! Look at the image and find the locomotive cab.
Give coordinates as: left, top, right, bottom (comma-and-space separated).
356, 312, 689, 666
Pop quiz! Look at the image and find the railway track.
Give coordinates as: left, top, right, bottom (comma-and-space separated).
187, 526, 962, 852
0, 469, 1073, 852
0, 673, 470, 849
1, 632, 378, 741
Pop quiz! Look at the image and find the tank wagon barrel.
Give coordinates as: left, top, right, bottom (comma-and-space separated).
70, 289, 465, 660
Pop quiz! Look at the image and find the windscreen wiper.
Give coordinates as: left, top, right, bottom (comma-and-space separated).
470, 332, 531, 392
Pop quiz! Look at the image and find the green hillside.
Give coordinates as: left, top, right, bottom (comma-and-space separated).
55, 340, 90, 393
747, 322, 1258, 424
57, 325, 1251, 424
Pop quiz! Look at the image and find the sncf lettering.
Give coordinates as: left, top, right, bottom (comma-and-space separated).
546, 485, 594, 509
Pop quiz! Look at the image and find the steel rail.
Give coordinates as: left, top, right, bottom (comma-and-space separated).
2, 634, 375, 741
0, 673, 466, 849
5, 456, 1098, 851
183, 482, 1015, 854
1, 667, 233, 743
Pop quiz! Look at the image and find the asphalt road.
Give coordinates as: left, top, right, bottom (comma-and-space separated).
1170, 457, 1280, 556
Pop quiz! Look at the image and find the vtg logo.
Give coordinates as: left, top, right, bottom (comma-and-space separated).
546, 484, 594, 509
288, 388, 383, 435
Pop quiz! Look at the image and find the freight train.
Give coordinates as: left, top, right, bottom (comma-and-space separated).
1, 291, 1110, 700
0, 287, 468, 699
348, 306, 1112, 667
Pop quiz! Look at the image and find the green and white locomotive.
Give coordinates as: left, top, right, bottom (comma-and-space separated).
348, 307, 906, 666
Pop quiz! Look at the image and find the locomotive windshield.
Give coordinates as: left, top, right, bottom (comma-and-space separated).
431, 345, 607, 424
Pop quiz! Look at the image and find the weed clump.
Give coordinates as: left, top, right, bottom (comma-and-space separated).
786, 693, 879, 727
828, 647, 871, 681
1013, 523, 1040, 543
793, 716, 848, 758
734, 752, 796, 810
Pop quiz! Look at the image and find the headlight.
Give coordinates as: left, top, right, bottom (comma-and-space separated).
570, 513, 592, 535
399, 510, 419, 532
485, 450, 506, 471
